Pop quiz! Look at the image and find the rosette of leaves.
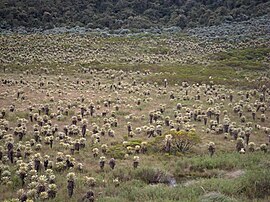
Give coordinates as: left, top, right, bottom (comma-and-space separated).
101, 144, 108, 153
84, 176, 96, 188
27, 189, 37, 200
126, 146, 133, 155
16, 162, 28, 186
92, 148, 99, 158
17, 189, 27, 201
55, 161, 65, 172
48, 184, 57, 199
260, 144, 267, 153
40, 191, 48, 200
208, 142, 216, 157
99, 156, 106, 170
67, 172, 76, 198
135, 145, 141, 154
248, 142, 256, 152
1, 170, 11, 185
133, 156, 140, 169
154, 130, 201, 154
79, 138, 86, 148
236, 137, 245, 152
77, 163, 83, 171
140, 142, 147, 154
113, 178, 120, 187
67, 172, 76, 181
56, 152, 64, 162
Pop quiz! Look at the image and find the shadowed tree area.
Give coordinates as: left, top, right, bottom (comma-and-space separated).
0, 0, 269, 30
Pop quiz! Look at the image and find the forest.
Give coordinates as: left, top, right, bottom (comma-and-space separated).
0, 0, 269, 30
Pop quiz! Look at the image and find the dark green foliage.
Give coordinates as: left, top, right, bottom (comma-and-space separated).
107, 144, 126, 159
133, 167, 172, 184
197, 168, 270, 200
175, 152, 268, 172
211, 47, 270, 71
125, 140, 142, 146
238, 169, 270, 199
11, 175, 21, 189
0, 0, 269, 30
107, 140, 142, 159
199, 192, 236, 202
112, 167, 133, 182
212, 47, 270, 62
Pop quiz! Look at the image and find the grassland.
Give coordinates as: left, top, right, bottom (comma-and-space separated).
1, 33, 269, 87
0, 33, 270, 202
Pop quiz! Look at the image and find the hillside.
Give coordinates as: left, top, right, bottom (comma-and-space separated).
0, 0, 269, 30
0, 1, 270, 201
0, 32, 270, 201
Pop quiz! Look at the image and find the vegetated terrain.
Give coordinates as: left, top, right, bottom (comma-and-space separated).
0, 19, 270, 202
0, 0, 270, 30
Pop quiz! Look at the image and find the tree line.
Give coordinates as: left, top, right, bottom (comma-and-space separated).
0, 0, 269, 30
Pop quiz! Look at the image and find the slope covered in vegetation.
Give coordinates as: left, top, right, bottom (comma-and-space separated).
0, 0, 269, 30
0, 3, 269, 201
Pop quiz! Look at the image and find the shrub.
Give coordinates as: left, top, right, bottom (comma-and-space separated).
133, 167, 172, 185
107, 140, 142, 159
152, 130, 201, 154
170, 130, 201, 153
112, 168, 133, 182
107, 144, 126, 159
238, 169, 270, 199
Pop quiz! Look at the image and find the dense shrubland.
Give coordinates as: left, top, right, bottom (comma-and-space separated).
0, 0, 269, 30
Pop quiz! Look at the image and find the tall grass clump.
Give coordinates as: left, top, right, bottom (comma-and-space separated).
175, 152, 268, 173
133, 166, 172, 184
237, 169, 270, 199
199, 192, 237, 202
